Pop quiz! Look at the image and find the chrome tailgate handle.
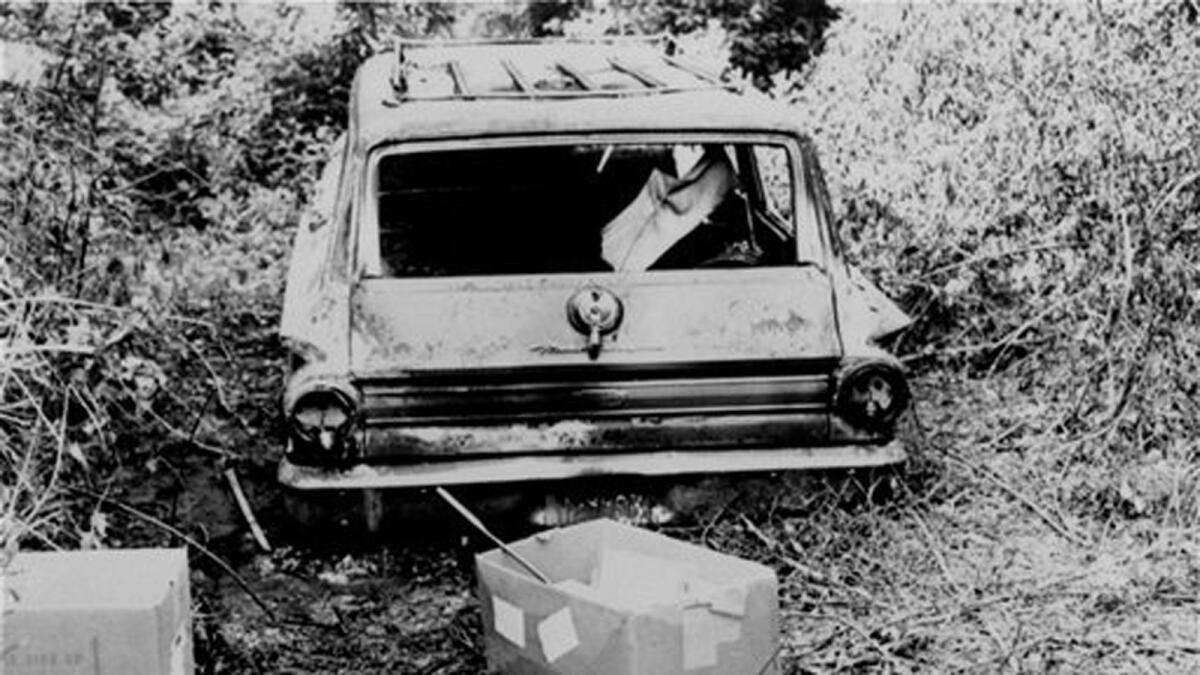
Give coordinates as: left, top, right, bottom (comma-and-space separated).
567, 286, 623, 359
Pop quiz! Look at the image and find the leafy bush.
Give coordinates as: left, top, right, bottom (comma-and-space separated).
0, 3, 349, 551
788, 2, 1200, 460
550, 0, 838, 91
655, 0, 839, 90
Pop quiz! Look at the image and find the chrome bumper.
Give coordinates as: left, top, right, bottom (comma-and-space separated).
278, 441, 906, 490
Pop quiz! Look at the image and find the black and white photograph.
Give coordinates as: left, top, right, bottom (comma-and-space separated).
1, 1, 1197, 673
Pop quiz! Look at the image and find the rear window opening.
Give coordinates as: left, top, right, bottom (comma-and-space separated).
365, 141, 812, 278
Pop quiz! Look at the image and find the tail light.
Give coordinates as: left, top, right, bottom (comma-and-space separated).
290, 388, 356, 462
835, 360, 910, 432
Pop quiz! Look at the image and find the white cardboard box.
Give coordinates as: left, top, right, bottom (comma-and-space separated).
1, 548, 193, 675
477, 519, 779, 674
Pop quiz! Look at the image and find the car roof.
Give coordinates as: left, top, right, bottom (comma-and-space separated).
350, 40, 806, 150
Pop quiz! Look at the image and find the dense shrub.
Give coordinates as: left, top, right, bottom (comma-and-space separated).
788, 2, 1200, 458
550, 0, 838, 91
654, 0, 839, 90
0, 3, 356, 550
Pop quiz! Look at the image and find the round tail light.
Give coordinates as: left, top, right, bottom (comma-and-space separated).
835, 361, 910, 432
290, 389, 356, 459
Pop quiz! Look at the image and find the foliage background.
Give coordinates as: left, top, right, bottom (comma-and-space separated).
788, 0, 1199, 518
1, 1, 1197, 672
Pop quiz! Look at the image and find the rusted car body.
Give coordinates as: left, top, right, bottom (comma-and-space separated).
278, 39, 912, 498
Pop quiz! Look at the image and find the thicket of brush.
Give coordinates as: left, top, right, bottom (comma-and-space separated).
748, 4, 1199, 670
1, 2, 340, 554
790, 1, 1200, 521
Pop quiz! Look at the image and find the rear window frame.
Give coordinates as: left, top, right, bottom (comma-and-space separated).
354, 131, 831, 280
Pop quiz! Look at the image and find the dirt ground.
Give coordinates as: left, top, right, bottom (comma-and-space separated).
123, 371, 1197, 675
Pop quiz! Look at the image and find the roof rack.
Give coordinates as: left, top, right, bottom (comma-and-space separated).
386, 36, 735, 104
394, 34, 671, 50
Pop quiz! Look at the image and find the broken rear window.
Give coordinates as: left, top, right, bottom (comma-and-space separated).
363, 140, 816, 277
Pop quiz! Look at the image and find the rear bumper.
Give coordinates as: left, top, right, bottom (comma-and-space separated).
278, 441, 906, 490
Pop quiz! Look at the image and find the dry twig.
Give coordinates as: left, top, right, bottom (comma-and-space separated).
905, 507, 961, 595
74, 487, 276, 621
225, 468, 272, 553
943, 450, 1090, 547
738, 514, 880, 606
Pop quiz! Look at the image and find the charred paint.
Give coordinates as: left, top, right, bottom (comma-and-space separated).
380, 420, 599, 455
837, 264, 913, 350
360, 413, 829, 458
281, 277, 351, 377
751, 310, 809, 336
349, 289, 415, 362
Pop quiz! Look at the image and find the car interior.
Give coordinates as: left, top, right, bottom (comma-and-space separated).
374, 142, 799, 277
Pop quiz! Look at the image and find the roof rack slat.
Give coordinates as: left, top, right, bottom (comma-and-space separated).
500, 59, 534, 96
608, 57, 665, 89
447, 60, 471, 97
663, 55, 721, 85
555, 62, 595, 91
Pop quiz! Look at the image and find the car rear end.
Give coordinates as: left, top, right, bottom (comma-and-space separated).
280, 133, 910, 491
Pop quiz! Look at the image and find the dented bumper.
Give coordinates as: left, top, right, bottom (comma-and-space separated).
277, 441, 906, 490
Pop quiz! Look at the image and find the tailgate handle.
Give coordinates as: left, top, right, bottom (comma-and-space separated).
567, 286, 623, 360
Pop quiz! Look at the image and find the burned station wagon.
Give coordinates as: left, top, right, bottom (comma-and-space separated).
278, 39, 913, 504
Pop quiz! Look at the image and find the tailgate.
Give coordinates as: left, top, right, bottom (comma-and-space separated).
350, 267, 840, 372
349, 266, 841, 456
